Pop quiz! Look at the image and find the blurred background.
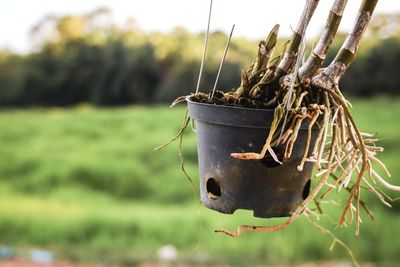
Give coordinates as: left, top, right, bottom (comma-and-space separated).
0, 0, 399, 266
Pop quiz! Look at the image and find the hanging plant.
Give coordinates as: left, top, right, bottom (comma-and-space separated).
158, 0, 400, 258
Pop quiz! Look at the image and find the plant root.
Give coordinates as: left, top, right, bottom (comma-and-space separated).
172, 10, 398, 247
209, 72, 398, 237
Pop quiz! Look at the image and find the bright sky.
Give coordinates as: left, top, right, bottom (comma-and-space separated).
1, 0, 400, 52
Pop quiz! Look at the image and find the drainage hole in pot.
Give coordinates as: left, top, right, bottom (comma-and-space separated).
261, 146, 285, 168
303, 179, 311, 200
206, 178, 222, 200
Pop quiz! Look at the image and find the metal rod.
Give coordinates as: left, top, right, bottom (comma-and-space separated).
210, 24, 235, 99
278, 28, 308, 144
195, 0, 213, 94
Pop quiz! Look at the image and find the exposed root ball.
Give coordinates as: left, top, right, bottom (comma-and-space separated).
165, 8, 398, 245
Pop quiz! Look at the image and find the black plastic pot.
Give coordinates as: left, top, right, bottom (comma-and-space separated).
187, 97, 318, 218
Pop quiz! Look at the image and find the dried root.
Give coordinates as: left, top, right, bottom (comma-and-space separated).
199, 0, 399, 239
215, 80, 399, 237
164, 2, 399, 262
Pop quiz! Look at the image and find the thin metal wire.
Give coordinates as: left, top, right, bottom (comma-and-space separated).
195, 0, 213, 94
277, 38, 307, 144
210, 24, 235, 99
277, 0, 312, 144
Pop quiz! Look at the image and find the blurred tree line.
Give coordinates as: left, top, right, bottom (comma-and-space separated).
0, 9, 399, 107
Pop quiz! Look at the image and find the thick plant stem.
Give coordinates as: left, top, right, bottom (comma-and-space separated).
275, 0, 320, 78
312, 0, 378, 89
251, 24, 279, 76
299, 0, 348, 80
235, 70, 250, 97
237, 24, 279, 98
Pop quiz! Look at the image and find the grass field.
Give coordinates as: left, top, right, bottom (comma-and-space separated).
0, 98, 399, 266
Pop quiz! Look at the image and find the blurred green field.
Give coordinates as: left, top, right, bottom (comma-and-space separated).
0, 98, 399, 266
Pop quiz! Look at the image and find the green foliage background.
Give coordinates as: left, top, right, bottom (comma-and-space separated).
0, 8, 400, 266
0, 10, 400, 107
0, 99, 399, 265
